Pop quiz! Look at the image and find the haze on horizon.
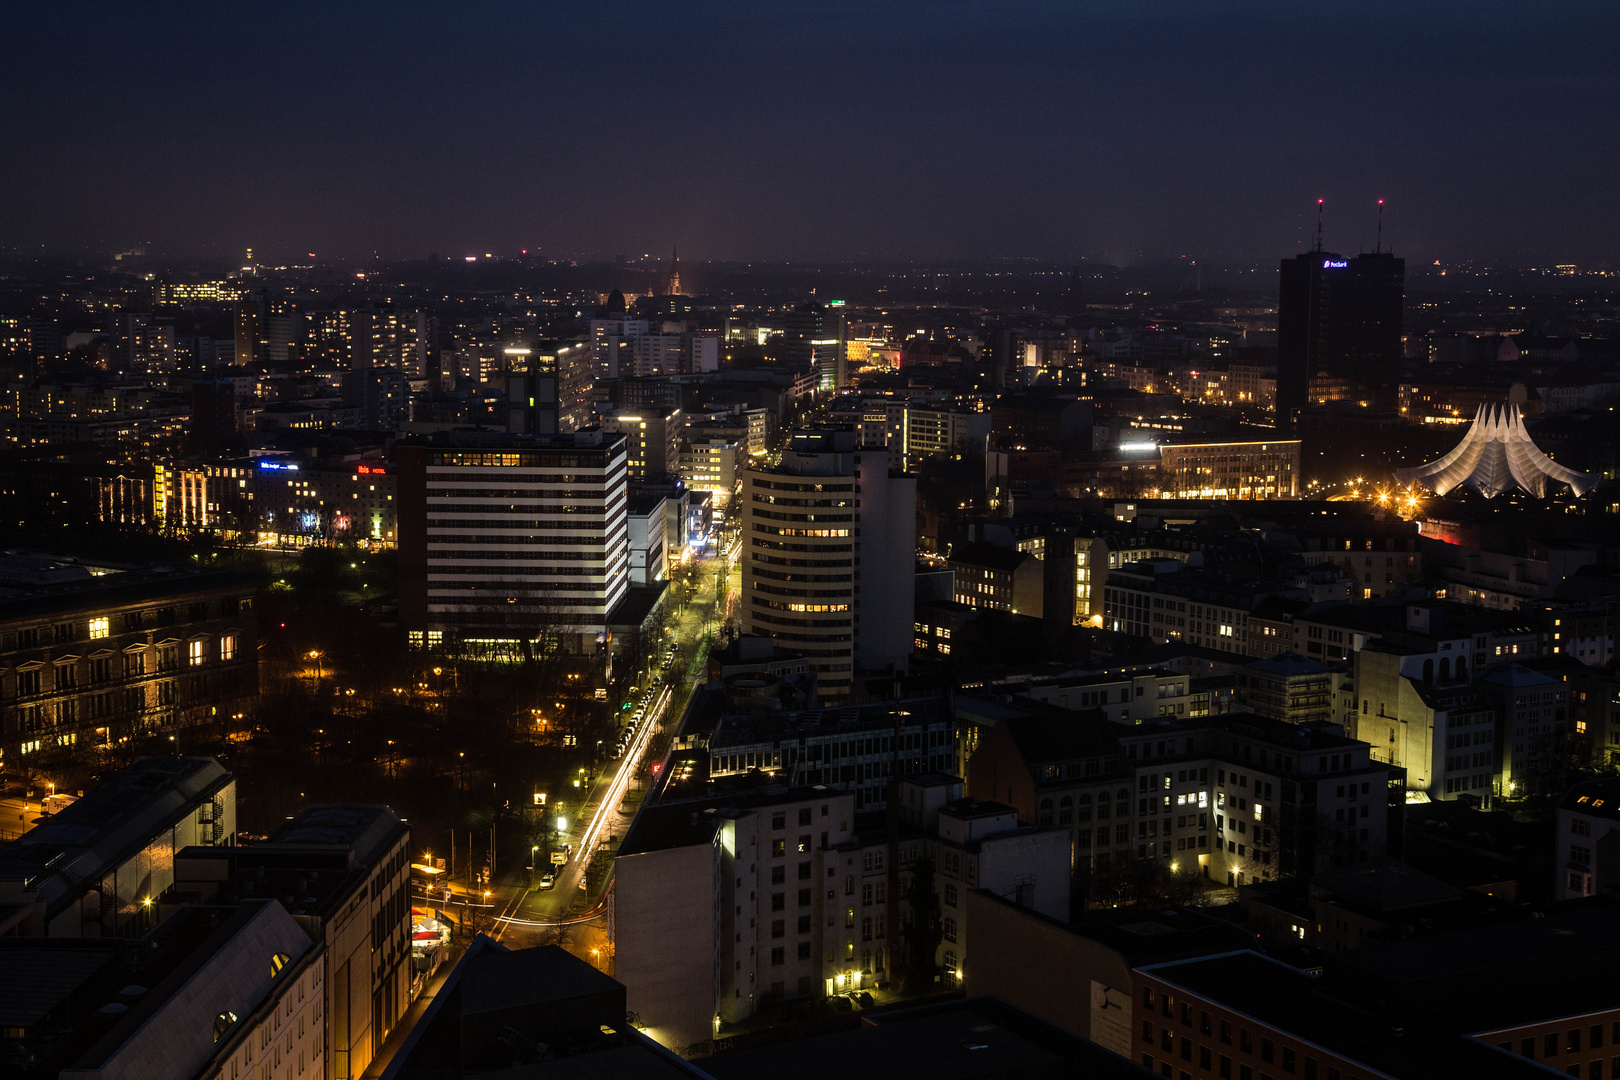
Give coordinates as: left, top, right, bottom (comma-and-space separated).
2, 1, 1616, 267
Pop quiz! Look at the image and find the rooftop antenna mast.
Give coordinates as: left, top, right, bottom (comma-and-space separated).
1315, 199, 1325, 253
1376, 199, 1385, 254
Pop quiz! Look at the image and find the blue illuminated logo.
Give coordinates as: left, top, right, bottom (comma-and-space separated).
1323, 260, 1348, 269
258, 461, 299, 471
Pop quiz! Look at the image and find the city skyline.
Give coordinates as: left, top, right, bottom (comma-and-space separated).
4, 3, 1618, 265
4, 5, 1620, 1077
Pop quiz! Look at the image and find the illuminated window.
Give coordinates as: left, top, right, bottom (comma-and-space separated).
88, 617, 109, 639
213, 1011, 238, 1042
188, 640, 207, 667
220, 635, 237, 662
271, 952, 290, 978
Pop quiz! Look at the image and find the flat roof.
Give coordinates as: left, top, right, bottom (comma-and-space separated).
462, 944, 621, 1018
1563, 776, 1620, 822
619, 786, 845, 858
0, 562, 254, 622
699, 1009, 1062, 1080
269, 803, 406, 868
0, 945, 117, 1028
1142, 952, 1553, 1080
708, 694, 950, 751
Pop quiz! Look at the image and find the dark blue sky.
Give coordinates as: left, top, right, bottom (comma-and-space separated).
3, 2, 1615, 265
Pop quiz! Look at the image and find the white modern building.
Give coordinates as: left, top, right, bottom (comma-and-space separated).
1395, 402, 1598, 498
398, 431, 630, 655
615, 787, 863, 1051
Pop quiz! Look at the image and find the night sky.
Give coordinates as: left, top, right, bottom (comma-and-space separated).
4, 2, 1616, 265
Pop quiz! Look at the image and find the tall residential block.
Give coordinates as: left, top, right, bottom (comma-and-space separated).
740, 429, 915, 699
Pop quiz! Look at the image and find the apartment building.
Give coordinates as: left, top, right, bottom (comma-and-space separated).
1288, 519, 1422, 599
706, 693, 956, 812
1479, 663, 1570, 799
1116, 716, 1401, 886
502, 339, 594, 434
678, 434, 740, 506
12, 900, 321, 1080
174, 803, 412, 1080
600, 407, 683, 478
740, 430, 915, 699
1016, 668, 1196, 724
615, 787, 862, 1051
965, 707, 1135, 874
893, 776, 1070, 982
1104, 561, 1300, 650
969, 708, 1399, 886
898, 405, 990, 470
0, 557, 258, 763
1235, 653, 1334, 727
1556, 776, 1620, 900
1134, 910, 1620, 1080
949, 542, 1044, 617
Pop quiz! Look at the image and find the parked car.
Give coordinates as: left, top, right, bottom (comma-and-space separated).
856, 991, 875, 1008
538, 870, 555, 890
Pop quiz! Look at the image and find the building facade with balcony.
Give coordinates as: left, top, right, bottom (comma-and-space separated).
0, 557, 259, 763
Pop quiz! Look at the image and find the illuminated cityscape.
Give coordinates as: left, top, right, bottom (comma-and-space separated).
1, 4, 1618, 1079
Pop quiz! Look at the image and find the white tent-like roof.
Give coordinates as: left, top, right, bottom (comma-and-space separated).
1394, 403, 1597, 499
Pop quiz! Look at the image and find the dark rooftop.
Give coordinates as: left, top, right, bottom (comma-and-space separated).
948, 541, 1034, 573
1562, 776, 1620, 823
1143, 951, 1558, 1080
700, 1008, 1063, 1080
461, 944, 622, 1019
269, 803, 406, 868
0, 558, 254, 621
619, 785, 844, 858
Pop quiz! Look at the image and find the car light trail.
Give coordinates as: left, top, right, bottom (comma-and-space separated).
575, 684, 671, 862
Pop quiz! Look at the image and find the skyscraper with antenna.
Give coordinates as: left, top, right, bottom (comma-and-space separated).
1276, 199, 1405, 426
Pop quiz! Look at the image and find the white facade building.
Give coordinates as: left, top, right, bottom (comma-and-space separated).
399, 432, 630, 654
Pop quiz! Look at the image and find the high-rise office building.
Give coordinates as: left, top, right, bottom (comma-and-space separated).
263, 296, 304, 366
599, 407, 682, 478
1276, 250, 1404, 423
233, 296, 263, 367
784, 301, 847, 391
503, 340, 594, 434
589, 314, 650, 379
740, 429, 915, 699
397, 431, 629, 656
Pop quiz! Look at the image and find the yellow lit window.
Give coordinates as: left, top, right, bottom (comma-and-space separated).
188, 640, 207, 667
88, 617, 109, 639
